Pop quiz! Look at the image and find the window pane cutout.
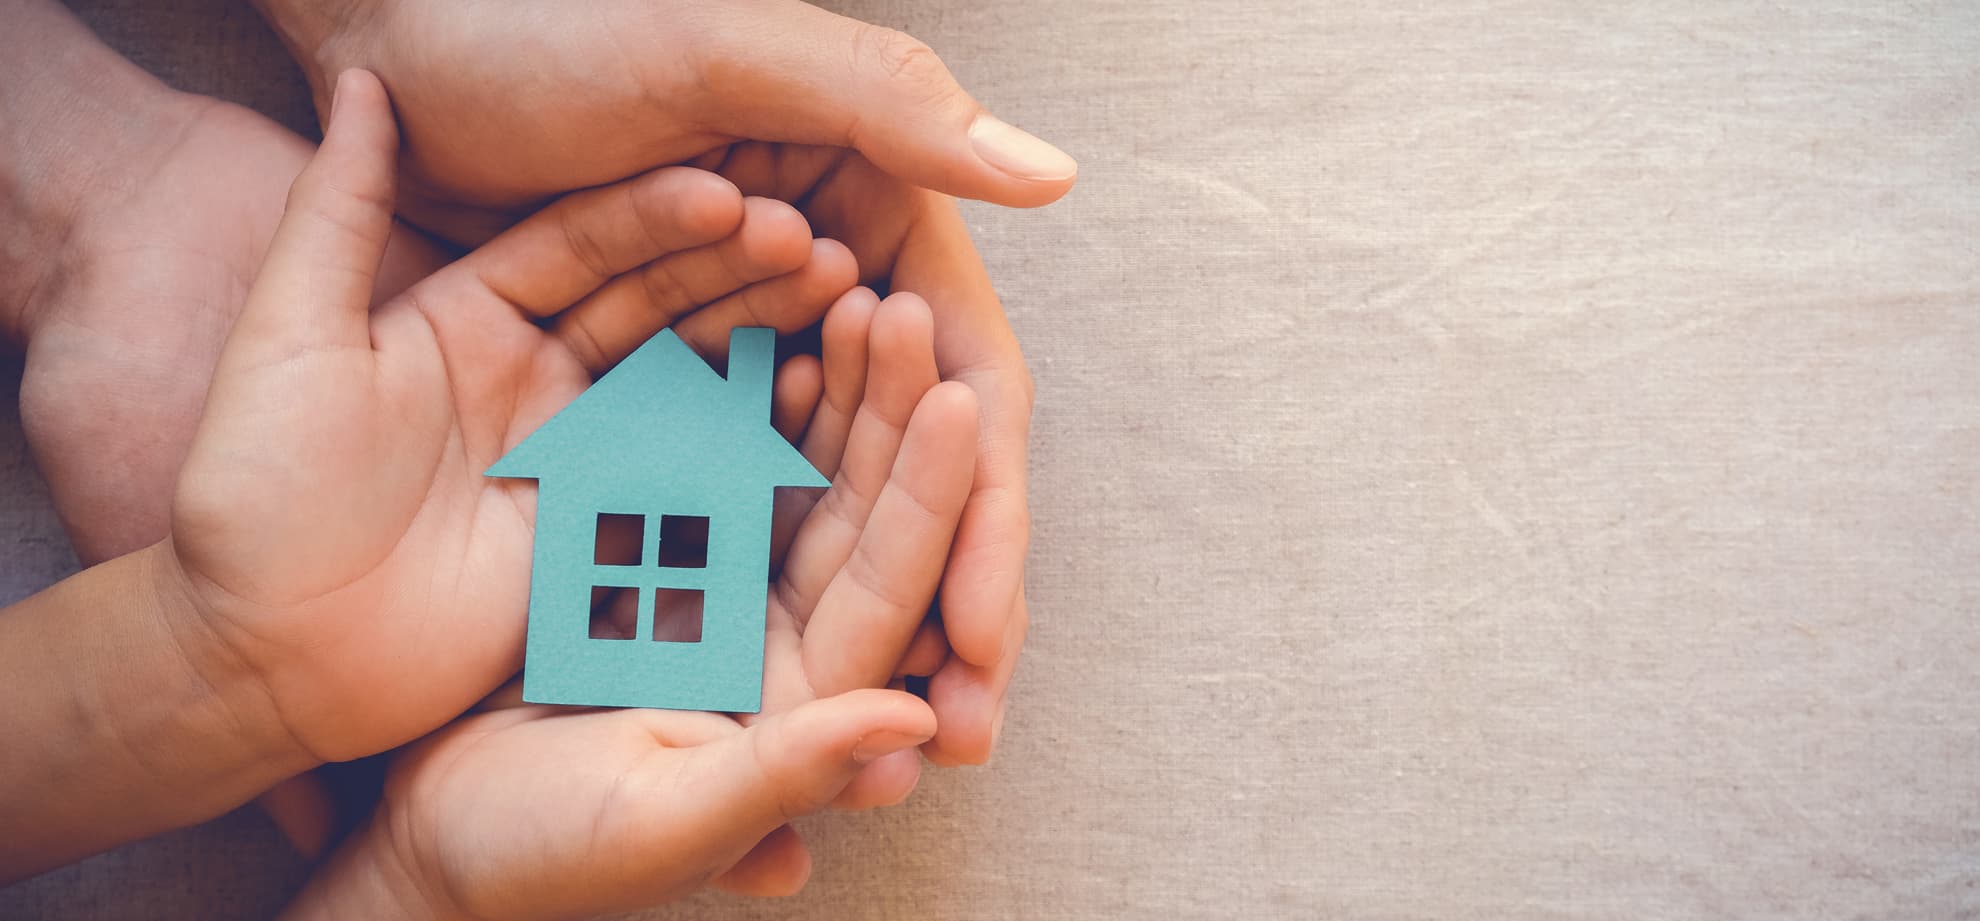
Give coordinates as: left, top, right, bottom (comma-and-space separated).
656, 514, 709, 568
593, 513, 644, 566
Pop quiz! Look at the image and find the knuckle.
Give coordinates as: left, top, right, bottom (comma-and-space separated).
846, 543, 925, 619
857, 25, 958, 101
557, 210, 616, 281
639, 260, 693, 315
556, 318, 611, 374
819, 476, 871, 532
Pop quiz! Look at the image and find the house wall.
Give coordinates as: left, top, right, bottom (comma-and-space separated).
519, 481, 772, 713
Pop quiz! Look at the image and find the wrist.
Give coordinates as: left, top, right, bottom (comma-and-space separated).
0, 542, 320, 880
143, 539, 324, 779
0, 0, 197, 345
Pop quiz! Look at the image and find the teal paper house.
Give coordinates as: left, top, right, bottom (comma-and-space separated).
486, 327, 826, 712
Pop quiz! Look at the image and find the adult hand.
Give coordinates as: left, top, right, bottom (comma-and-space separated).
1, 0, 447, 566
253, 0, 1059, 763
252, 0, 1075, 237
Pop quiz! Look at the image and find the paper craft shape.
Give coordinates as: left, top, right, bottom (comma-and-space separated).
487, 327, 827, 712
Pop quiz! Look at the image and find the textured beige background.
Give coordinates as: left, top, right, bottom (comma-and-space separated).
4, 0, 1979, 918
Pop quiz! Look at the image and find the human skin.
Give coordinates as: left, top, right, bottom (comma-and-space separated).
278, 284, 980, 919
0, 71, 956, 886
0, 0, 447, 565
250, 0, 1069, 764
0, 0, 869, 854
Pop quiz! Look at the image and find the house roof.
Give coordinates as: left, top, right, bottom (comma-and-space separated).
485, 327, 828, 493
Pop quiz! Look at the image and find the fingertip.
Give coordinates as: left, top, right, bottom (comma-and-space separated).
868, 291, 937, 361
922, 598, 1024, 764
895, 619, 951, 678
328, 68, 390, 128
807, 237, 861, 292
773, 354, 824, 442
657, 167, 746, 242
918, 380, 982, 429
922, 667, 998, 766
315, 68, 397, 190
737, 197, 814, 274
823, 287, 881, 354
965, 113, 1079, 205
875, 290, 934, 324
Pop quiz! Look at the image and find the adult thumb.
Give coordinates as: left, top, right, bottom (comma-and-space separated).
689, 0, 1076, 208
230, 69, 398, 361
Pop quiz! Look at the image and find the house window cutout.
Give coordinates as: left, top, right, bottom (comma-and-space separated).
594, 513, 645, 566
588, 585, 637, 640
655, 514, 709, 569
651, 588, 704, 643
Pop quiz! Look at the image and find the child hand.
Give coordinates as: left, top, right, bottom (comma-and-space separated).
164, 69, 859, 768
282, 292, 979, 920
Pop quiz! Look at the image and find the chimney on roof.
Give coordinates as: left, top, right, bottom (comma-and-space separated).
724, 327, 774, 421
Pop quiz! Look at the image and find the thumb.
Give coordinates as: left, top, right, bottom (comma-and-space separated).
230, 69, 398, 361
664, 689, 935, 872
688, 0, 1076, 208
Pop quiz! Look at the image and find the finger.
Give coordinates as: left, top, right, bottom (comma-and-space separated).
923, 595, 1027, 767
231, 69, 397, 361
550, 197, 812, 371
685, 0, 1077, 207
657, 689, 934, 867
769, 355, 825, 569
460, 167, 743, 318
775, 293, 941, 627
895, 618, 950, 679
896, 195, 1033, 669
256, 775, 336, 860
801, 286, 881, 477
773, 354, 824, 444
829, 748, 922, 811
670, 238, 859, 360
771, 289, 876, 563
803, 381, 977, 697
710, 825, 812, 897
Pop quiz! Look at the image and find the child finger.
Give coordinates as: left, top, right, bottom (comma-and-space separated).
773, 354, 824, 444
256, 775, 337, 860
799, 286, 882, 477
802, 382, 977, 697
669, 238, 859, 362
461, 167, 743, 318
768, 355, 827, 568
775, 292, 941, 627
657, 689, 933, 865
894, 617, 951, 679
770, 288, 880, 564
233, 69, 397, 360
828, 747, 922, 811
548, 197, 812, 372
709, 825, 813, 897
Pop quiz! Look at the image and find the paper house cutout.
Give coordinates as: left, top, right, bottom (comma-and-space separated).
487, 327, 827, 712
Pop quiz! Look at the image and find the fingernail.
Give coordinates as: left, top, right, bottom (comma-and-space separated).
853, 730, 929, 764
968, 115, 1077, 182
995, 603, 1024, 662
988, 699, 1007, 750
